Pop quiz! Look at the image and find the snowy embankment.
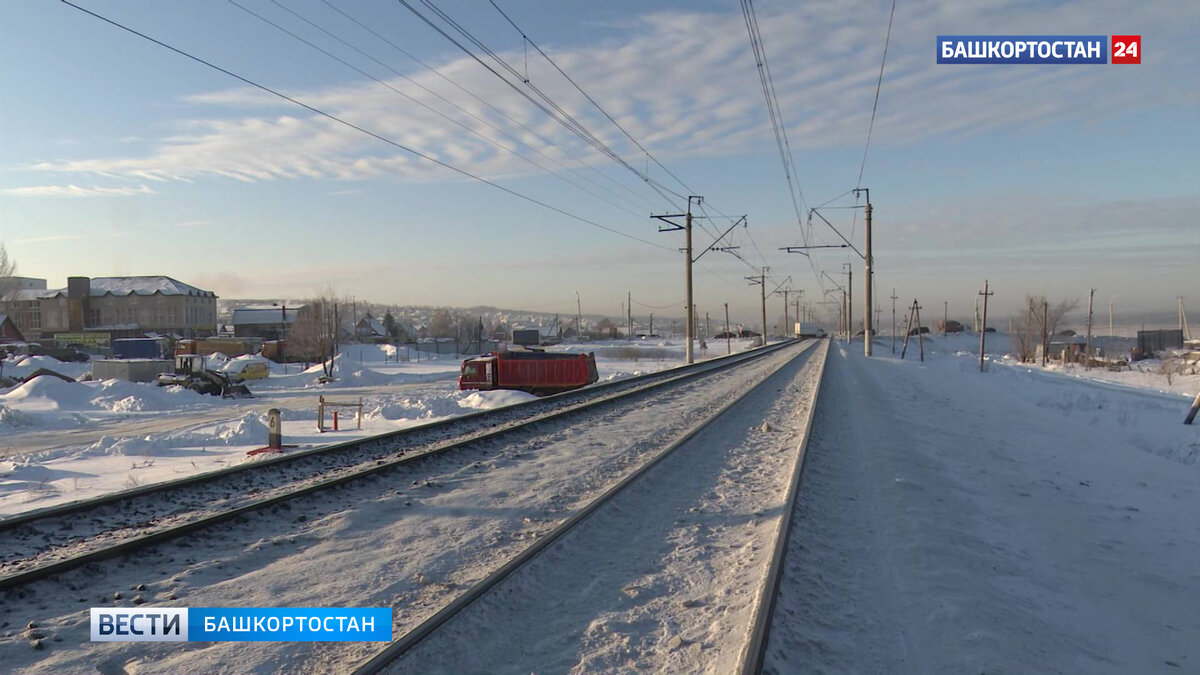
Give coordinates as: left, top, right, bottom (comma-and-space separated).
0, 339, 757, 517
766, 341, 1198, 674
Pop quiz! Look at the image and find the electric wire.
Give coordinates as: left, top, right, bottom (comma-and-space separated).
487, 0, 697, 198
233, 0, 650, 221
59, 0, 674, 253
318, 0, 664, 215
398, 0, 689, 210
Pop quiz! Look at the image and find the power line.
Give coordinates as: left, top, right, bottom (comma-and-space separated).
59, 0, 674, 253
232, 0, 651, 221
317, 0, 664, 215
487, 0, 697, 198
398, 0, 688, 209
856, 0, 896, 189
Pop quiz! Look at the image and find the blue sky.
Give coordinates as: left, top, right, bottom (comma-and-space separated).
1, 0, 1196, 327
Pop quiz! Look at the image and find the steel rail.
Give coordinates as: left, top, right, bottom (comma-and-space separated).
737, 338, 831, 675
0, 340, 802, 590
0, 340, 797, 534
350, 339, 823, 675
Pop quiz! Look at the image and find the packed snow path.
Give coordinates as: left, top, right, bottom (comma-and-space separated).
0, 341, 811, 674
765, 342, 1199, 674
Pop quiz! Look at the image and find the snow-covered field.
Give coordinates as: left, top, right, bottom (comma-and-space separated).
766, 338, 1199, 674
0, 339, 761, 517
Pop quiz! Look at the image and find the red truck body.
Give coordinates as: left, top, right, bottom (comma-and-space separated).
459, 350, 599, 396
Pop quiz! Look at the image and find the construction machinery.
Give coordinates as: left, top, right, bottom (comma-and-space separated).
156, 354, 253, 398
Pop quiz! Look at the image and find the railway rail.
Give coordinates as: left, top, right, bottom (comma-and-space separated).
0, 340, 801, 592
348, 338, 829, 675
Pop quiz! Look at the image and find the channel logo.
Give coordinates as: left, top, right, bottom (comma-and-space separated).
91, 607, 392, 642
937, 35, 1140, 65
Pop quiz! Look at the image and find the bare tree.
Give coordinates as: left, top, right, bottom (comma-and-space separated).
1010, 294, 1079, 363
289, 291, 341, 379
0, 243, 16, 299
429, 308, 455, 338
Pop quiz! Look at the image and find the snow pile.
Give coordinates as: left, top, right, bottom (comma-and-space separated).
1, 355, 91, 381
367, 395, 465, 422
1, 376, 98, 411
0, 404, 36, 428
459, 390, 538, 409
74, 412, 272, 457
1, 376, 210, 415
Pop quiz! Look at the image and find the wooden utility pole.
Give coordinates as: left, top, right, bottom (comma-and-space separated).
978, 280, 993, 372
1108, 295, 1114, 338
943, 301, 948, 335
1085, 288, 1095, 370
891, 288, 898, 354
724, 303, 731, 354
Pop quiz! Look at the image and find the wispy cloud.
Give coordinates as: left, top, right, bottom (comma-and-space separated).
24, 1, 1194, 188
11, 234, 89, 244
2, 184, 156, 198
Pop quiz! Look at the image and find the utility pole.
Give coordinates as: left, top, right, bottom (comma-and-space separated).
1085, 288, 1095, 370
1109, 295, 1114, 337
576, 291, 582, 341
724, 303, 731, 355
943, 301, 948, 335
844, 262, 853, 340
746, 268, 768, 347
649, 313, 654, 336
773, 282, 792, 340
854, 188, 873, 356
653, 195, 708, 364
890, 288, 898, 354
760, 269, 768, 347
978, 280, 993, 372
628, 291, 633, 338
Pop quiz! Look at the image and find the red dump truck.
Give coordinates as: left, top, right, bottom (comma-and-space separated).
458, 350, 599, 396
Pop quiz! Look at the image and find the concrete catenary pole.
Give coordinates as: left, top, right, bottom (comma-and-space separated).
863, 200, 873, 356
978, 280, 993, 372
724, 302, 731, 355
760, 268, 768, 347
891, 288, 898, 354
1085, 288, 1095, 370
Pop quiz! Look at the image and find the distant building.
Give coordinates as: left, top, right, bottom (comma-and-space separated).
0, 275, 217, 343
0, 314, 26, 342
232, 304, 300, 340
355, 317, 388, 342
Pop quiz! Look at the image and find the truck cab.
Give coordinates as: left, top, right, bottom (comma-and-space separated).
459, 356, 496, 389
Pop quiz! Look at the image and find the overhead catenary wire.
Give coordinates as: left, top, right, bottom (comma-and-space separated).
738, 0, 826, 297
317, 0, 664, 216
398, 0, 689, 211
487, 0, 697, 199
229, 0, 652, 222
59, 0, 674, 253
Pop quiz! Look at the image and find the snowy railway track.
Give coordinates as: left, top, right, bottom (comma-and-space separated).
352, 339, 828, 675
0, 341, 800, 592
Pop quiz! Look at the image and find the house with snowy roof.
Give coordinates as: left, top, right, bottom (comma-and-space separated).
232, 303, 302, 340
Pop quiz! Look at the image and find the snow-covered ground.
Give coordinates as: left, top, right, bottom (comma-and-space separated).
0, 340, 800, 675
766, 339, 1199, 673
0, 339, 761, 517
